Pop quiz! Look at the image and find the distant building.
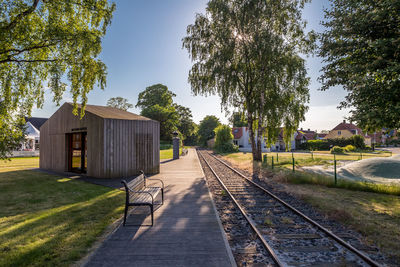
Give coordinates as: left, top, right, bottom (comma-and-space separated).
19, 117, 48, 151
294, 128, 317, 148
324, 120, 372, 146
232, 127, 296, 152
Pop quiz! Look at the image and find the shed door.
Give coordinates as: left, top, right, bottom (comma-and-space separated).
68, 132, 87, 173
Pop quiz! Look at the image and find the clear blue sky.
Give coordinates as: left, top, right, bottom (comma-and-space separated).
33, 0, 350, 132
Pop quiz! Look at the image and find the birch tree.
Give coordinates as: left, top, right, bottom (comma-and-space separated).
183, 0, 314, 160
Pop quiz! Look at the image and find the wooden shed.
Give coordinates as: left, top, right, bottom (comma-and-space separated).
40, 102, 160, 178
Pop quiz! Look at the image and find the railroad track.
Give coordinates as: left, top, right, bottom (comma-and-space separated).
198, 149, 382, 267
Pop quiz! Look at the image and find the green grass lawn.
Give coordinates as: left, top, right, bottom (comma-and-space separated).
160, 148, 183, 160
0, 157, 124, 266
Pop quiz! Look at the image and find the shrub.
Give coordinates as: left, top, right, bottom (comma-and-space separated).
344, 145, 356, 152
350, 134, 365, 149
330, 146, 346, 154
307, 140, 329, 150
214, 125, 239, 153
215, 142, 239, 153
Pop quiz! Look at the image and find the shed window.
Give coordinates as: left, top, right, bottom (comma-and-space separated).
338, 131, 341, 135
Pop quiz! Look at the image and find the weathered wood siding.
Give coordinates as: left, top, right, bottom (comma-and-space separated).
40, 103, 104, 177
40, 102, 160, 178
103, 119, 160, 178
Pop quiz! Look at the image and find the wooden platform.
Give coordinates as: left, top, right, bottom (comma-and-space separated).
85, 148, 236, 267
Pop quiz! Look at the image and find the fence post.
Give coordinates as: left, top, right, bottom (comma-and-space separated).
276, 153, 279, 162
334, 159, 337, 186
263, 154, 267, 164
292, 157, 295, 172
272, 156, 274, 170
311, 151, 314, 160
334, 153, 336, 161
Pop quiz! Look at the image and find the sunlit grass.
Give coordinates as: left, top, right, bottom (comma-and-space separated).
223, 152, 400, 196
160, 148, 183, 160
0, 158, 124, 266
282, 183, 400, 264
0, 157, 39, 170
222, 152, 400, 264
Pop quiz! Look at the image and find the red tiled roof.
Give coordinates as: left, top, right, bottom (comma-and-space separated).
332, 122, 362, 133
296, 130, 316, 140
232, 127, 243, 139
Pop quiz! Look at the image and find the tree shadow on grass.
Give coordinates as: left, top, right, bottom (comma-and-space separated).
0, 169, 126, 266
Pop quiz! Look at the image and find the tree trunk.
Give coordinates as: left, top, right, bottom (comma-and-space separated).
247, 113, 257, 161
254, 116, 263, 161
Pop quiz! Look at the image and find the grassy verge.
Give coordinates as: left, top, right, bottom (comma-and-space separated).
221, 153, 400, 264
280, 183, 400, 264
0, 158, 124, 266
277, 169, 400, 196
160, 147, 184, 160
223, 152, 400, 195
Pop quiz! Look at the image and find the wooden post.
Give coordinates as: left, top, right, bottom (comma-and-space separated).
272, 156, 274, 170
292, 157, 295, 172
311, 151, 314, 160
334, 159, 337, 185
276, 153, 279, 162
263, 154, 267, 163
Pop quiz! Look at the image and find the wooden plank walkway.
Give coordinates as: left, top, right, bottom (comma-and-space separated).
85, 148, 235, 267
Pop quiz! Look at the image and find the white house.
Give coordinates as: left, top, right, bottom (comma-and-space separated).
12, 117, 48, 156
232, 127, 296, 152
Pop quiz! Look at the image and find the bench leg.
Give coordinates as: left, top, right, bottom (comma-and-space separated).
161, 188, 164, 205
150, 205, 154, 226
123, 204, 128, 226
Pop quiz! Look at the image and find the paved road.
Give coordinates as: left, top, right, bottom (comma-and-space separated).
85, 148, 235, 267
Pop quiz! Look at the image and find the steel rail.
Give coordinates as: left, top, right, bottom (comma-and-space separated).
207, 150, 381, 267
198, 151, 284, 267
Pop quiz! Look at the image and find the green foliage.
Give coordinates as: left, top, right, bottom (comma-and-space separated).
330, 146, 346, 154
136, 84, 195, 141
0, 0, 115, 158
197, 115, 220, 146
301, 136, 366, 151
229, 112, 247, 127
175, 104, 196, 140
136, 84, 176, 109
306, 140, 326, 151
344, 145, 356, 152
319, 0, 400, 130
214, 124, 238, 153
184, 124, 199, 146
140, 104, 178, 141
136, 84, 179, 141
106, 97, 133, 111
350, 135, 365, 149
183, 0, 315, 161
214, 125, 233, 146
0, 114, 26, 159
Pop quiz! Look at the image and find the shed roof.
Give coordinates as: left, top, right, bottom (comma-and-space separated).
70, 103, 152, 121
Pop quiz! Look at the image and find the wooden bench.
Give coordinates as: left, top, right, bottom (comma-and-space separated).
121, 171, 164, 226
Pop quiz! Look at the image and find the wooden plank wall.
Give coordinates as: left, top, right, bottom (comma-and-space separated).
39, 103, 104, 176
40, 102, 160, 178
103, 119, 160, 178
